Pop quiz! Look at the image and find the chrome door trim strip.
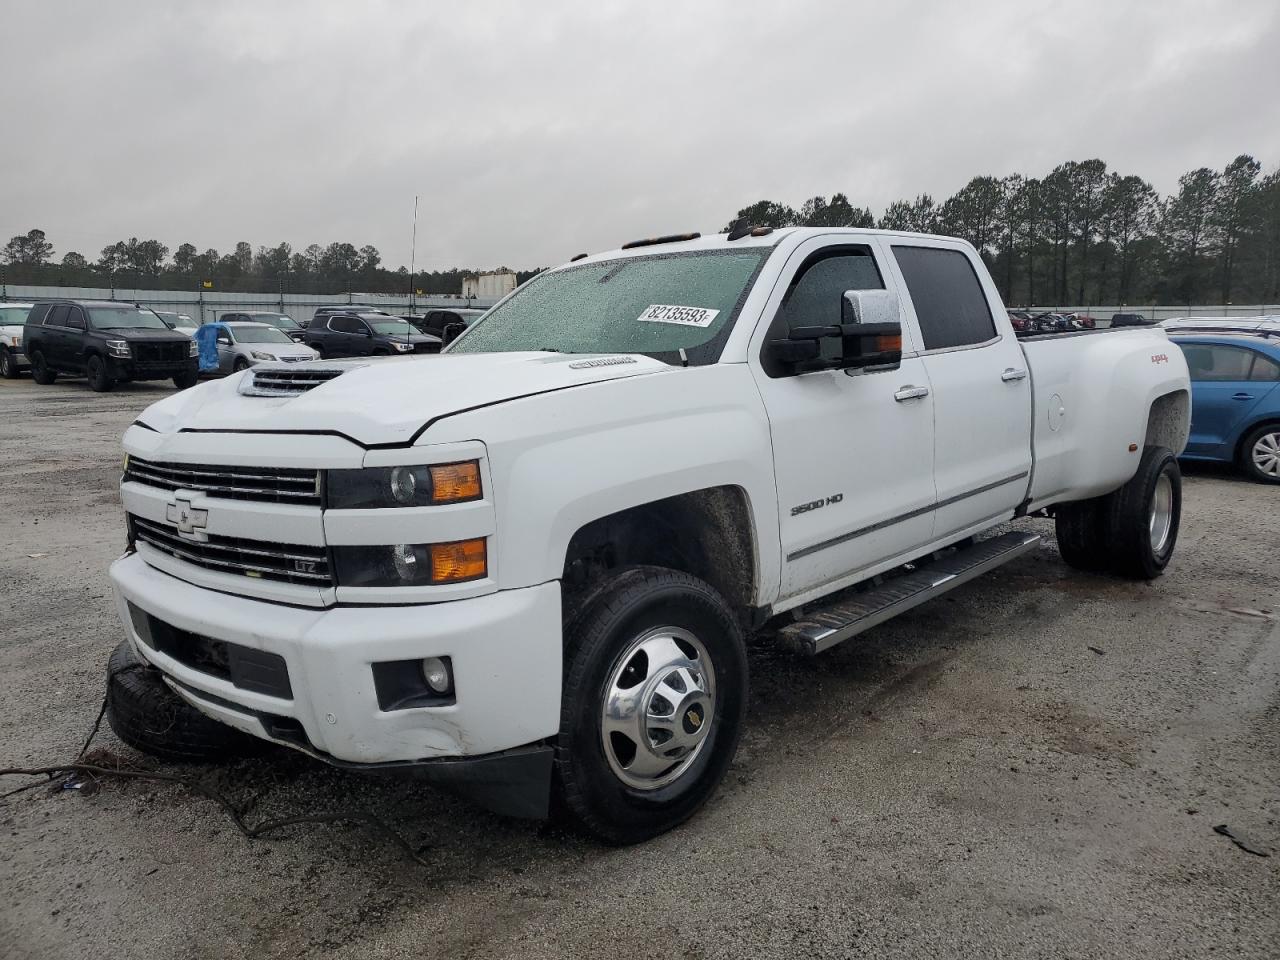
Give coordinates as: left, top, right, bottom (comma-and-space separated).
786, 470, 1030, 562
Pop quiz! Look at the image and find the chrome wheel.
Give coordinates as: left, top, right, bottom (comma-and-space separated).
1251, 431, 1280, 479
1149, 471, 1174, 554
601, 625, 715, 791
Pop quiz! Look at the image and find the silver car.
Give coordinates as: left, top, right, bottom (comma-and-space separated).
213, 321, 318, 374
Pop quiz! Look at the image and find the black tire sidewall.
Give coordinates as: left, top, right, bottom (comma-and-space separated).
31, 350, 55, 384
1110, 446, 1181, 578
87, 354, 113, 392
1240, 424, 1280, 485
557, 568, 747, 844
0, 348, 14, 378
234, 357, 250, 372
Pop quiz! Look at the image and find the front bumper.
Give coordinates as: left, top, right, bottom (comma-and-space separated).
8, 347, 28, 367
110, 550, 562, 778
109, 356, 198, 381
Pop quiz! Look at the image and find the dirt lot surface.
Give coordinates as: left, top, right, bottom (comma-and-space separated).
1, 374, 1277, 960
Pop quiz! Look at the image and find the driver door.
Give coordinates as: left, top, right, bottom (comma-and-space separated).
750, 238, 937, 606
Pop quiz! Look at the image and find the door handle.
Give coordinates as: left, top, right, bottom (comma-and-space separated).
894, 385, 930, 402
1231, 392, 1254, 401
1001, 367, 1028, 382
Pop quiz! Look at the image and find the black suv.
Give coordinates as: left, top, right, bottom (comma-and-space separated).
219, 311, 308, 341
1110, 312, 1151, 327
305, 312, 440, 359
406, 307, 486, 339
24, 300, 199, 391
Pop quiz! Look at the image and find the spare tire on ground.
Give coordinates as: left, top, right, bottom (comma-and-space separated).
105, 640, 266, 762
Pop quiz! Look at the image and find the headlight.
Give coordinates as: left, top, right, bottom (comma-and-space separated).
326, 460, 482, 508
333, 538, 487, 586
250, 351, 276, 361
188, 340, 199, 357
391, 341, 413, 352
106, 339, 131, 358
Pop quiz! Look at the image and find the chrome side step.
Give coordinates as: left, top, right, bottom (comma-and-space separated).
779, 531, 1042, 655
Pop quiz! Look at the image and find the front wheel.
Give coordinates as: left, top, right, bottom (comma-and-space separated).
233, 356, 250, 373
30, 350, 56, 384
555, 566, 748, 844
0, 348, 18, 379
173, 369, 198, 390
87, 354, 114, 392
1106, 445, 1181, 580
1239, 424, 1280, 484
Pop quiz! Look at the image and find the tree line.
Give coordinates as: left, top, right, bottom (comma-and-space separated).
727, 155, 1280, 306
6, 154, 1278, 305
0, 233, 540, 296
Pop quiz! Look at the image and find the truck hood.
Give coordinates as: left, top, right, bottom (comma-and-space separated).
136, 351, 672, 446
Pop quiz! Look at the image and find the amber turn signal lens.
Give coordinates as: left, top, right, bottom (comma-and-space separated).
429, 461, 482, 503
875, 334, 902, 353
429, 538, 487, 583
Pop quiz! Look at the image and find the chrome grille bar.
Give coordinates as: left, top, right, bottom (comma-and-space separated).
124, 456, 320, 505
131, 515, 332, 587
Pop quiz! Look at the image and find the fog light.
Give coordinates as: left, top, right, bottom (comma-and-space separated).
422, 656, 452, 694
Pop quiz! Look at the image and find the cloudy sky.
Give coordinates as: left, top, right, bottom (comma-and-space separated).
3, 0, 1278, 272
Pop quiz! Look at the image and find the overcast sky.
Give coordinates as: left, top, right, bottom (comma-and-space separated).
3, 0, 1278, 271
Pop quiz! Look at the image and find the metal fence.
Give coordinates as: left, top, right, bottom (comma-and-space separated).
0, 284, 499, 326
1019, 304, 1280, 321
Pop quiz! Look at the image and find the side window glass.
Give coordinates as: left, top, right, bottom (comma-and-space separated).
27, 304, 51, 325
1248, 353, 1280, 382
892, 246, 996, 350
65, 307, 86, 330
1186, 345, 1256, 381
771, 251, 884, 367
46, 304, 70, 327
331, 316, 353, 333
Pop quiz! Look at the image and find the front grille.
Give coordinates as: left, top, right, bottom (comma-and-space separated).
131, 514, 333, 587
245, 366, 347, 396
278, 355, 307, 363
131, 606, 293, 699
124, 456, 320, 505
134, 342, 187, 364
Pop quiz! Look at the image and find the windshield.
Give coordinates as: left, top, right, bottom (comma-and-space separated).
450, 249, 770, 364
251, 313, 300, 329
369, 319, 416, 335
0, 306, 31, 326
231, 326, 295, 344
89, 307, 170, 330
171, 314, 198, 329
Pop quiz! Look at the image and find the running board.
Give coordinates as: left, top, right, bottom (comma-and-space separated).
779, 531, 1042, 655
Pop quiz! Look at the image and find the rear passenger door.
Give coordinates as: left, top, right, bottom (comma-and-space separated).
41, 304, 72, 368
1181, 343, 1279, 456
887, 242, 1033, 541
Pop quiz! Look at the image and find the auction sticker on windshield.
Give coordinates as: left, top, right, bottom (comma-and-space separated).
637, 304, 720, 327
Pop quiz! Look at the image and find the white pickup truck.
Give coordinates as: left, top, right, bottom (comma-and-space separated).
108, 227, 1190, 843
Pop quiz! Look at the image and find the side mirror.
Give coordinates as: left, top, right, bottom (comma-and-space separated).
765, 290, 903, 373
839, 290, 902, 372
441, 322, 465, 347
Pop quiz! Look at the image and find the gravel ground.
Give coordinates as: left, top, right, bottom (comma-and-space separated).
1, 374, 1277, 960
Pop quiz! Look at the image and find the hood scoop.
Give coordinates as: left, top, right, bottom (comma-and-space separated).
240, 365, 362, 397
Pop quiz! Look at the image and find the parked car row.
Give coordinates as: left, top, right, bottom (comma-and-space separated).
1007, 310, 1098, 333
0, 300, 35, 378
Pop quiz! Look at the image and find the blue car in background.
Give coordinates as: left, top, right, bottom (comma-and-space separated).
1171, 332, 1280, 484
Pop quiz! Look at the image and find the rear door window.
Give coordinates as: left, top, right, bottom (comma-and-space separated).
46, 304, 70, 327
893, 246, 997, 350
330, 316, 358, 333
1182, 344, 1256, 381
1249, 352, 1280, 381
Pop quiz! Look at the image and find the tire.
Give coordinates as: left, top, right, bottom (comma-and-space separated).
1239, 423, 1280, 485
233, 356, 250, 372
555, 566, 748, 844
105, 641, 265, 763
0, 347, 18, 379
87, 354, 114, 392
172, 369, 198, 390
1105, 445, 1181, 580
1054, 495, 1111, 572
30, 350, 56, 384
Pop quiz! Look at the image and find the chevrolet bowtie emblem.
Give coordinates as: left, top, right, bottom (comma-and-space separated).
166, 495, 209, 536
